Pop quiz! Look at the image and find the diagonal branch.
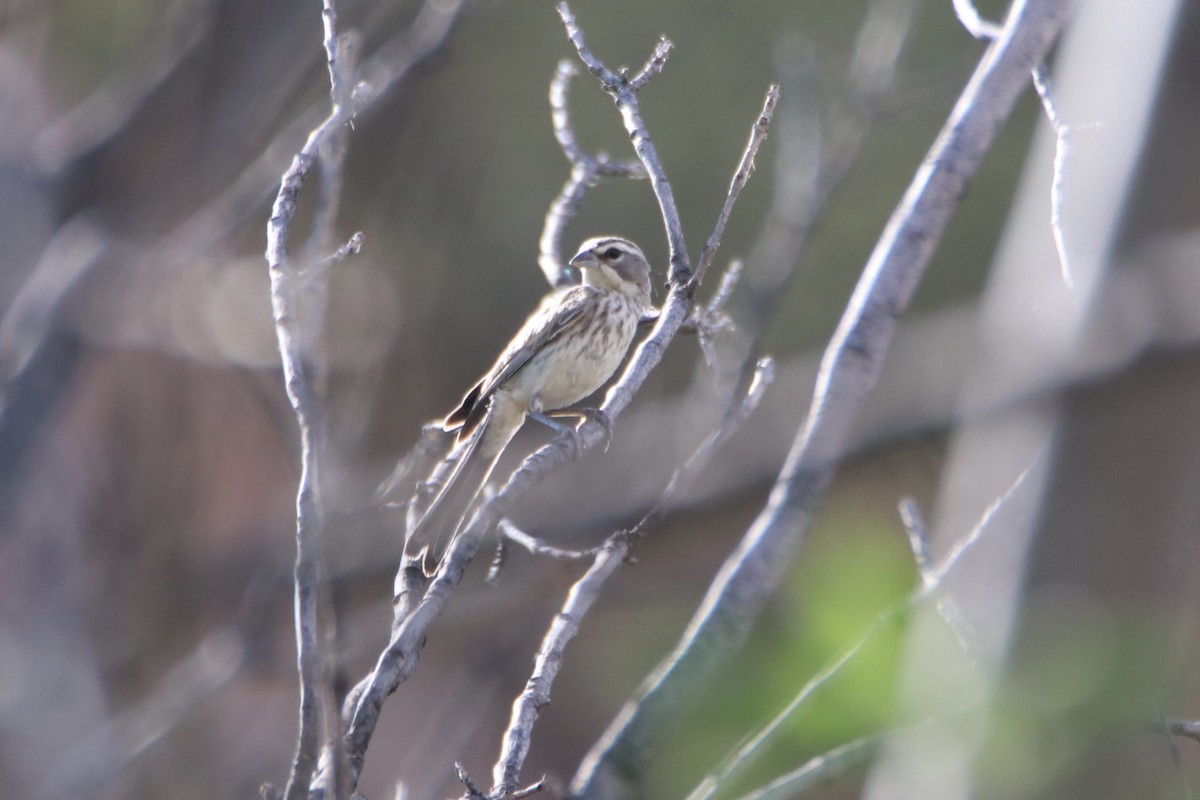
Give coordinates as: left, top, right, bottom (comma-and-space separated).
570, 2, 1075, 797
691, 86, 780, 290
487, 536, 629, 799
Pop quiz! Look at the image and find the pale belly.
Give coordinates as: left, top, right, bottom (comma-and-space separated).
500, 299, 637, 412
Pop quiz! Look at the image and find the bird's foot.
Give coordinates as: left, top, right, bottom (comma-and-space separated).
575, 408, 614, 452
530, 410, 585, 459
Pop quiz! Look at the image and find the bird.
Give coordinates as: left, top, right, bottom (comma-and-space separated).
404, 236, 654, 573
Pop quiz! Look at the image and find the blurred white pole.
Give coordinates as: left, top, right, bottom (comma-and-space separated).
861, 1, 1184, 798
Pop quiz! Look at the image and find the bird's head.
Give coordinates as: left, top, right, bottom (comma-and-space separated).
570, 237, 652, 304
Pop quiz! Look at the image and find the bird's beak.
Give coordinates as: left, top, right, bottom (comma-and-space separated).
569, 250, 600, 270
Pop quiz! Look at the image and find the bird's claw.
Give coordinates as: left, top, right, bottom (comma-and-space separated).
578, 408, 614, 452
563, 426, 584, 460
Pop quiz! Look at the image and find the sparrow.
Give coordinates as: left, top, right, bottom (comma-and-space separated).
404, 236, 653, 573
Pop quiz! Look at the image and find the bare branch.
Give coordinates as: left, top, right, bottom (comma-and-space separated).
161, 0, 466, 265
570, 2, 1075, 797
539, 61, 646, 287
955, 0, 1079, 288
322, 231, 365, 268
693, 259, 743, 382
728, 735, 879, 800
488, 354, 773, 795
558, 2, 690, 283
1031, 64, 1080, 286
628, 38, 674, 90
456, 762, 486, 799
264, 0, 358, 796
691, 85, 780, 289
897, 496, 935, 580
489, 536, 632, 797
497, 519, 596, 563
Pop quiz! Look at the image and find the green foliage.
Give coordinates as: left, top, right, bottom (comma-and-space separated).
651, 503, 918, 799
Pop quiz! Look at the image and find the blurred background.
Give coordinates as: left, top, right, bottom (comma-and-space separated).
1, 0, 1198, 798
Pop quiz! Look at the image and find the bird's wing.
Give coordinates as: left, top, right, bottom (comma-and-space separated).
449, 286, 596, 434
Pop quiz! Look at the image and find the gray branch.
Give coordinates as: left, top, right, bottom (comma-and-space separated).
570, 1, 1076, 797
691, 86, 780, 290
488, 536, 630, 798
539, 61, 646, 288
265, 1, 357, 798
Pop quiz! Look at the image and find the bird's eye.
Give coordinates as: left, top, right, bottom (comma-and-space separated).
604, 247, 623, 260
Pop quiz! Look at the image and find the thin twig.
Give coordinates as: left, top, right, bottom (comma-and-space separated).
723, 0, 915, 407
691, 85, 780, 290
693, 259, 744, 381
497, 519, 597, 562
629, 356, 774, 540
456, 762, 486, 799
685, 458, 1035, 800
954, 0, 1077, 287
538, 62, 645, 287
265, 1, 355, 797
488, 535, 632, 797
729, 735, 878, 800
897, 496, 935, 580
1031, 63, 1077, 286
570, 2, 1074, 797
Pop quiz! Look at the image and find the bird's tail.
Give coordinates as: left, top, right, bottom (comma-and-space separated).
404, 403, 512, 574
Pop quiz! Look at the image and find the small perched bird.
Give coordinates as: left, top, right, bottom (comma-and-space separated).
405, 236, 653, 572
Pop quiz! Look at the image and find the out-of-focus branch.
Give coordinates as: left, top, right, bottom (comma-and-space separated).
570, 2, 1075, 797
731, 736, 879, 800
954, 0, 1078, 286
161, 0, 467, 266
264, 0, 359, 797
685, 458, 1034, 800
31, 0, 218, 174
629, 357, 773, 540
1167, 720, 1200, 746
37, 629, 246, 799
722, 0, 915, 397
